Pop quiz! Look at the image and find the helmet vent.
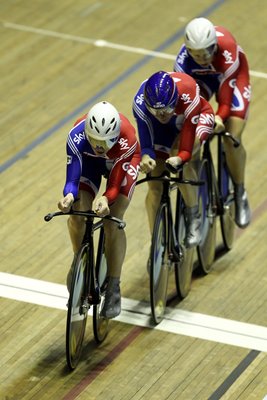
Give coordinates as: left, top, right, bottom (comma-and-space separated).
102, 118, 105, 126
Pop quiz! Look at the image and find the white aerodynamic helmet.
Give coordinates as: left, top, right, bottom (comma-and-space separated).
85, 101, 121, 153
184, 17, 217, 50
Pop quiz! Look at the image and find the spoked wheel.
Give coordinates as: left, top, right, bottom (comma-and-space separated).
174, 197, 194, 299
150, 202, 170, 324
220, 152, 235, 251
197, 159, 216, 274
93, 227, 109, 343
66, 245, 89, 370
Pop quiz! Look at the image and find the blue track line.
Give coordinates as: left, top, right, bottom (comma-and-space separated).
0, 0, 225, 173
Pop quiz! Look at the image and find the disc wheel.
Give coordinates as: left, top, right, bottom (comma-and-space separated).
66, 245, 89, 370
93, 227, 109, 343
150, 202, 170, 324
197, 159, 216, 274
174, 198, 194, 298
220, 153, 235, 250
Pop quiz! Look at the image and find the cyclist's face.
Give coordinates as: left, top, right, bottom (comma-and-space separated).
187, 45, 216, 66
88, 138, 109, 155
146, 104, 175, 124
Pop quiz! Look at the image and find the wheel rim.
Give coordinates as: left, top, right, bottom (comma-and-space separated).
66, 250, 88, 370
150, 204, 169, 324
93, 238, 109, 343
197, 162, 216, 274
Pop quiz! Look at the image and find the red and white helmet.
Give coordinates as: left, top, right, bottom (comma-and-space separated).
184, 17, 217, 50
184, 18, 217, 66
85, 101, 121, 153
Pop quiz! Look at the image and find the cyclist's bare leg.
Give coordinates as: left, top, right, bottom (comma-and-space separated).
101, 194, 130, 318
67, 190, 93, 254
145, 159, 165, 233
170, 138, 200, 207
224, 116, 251, 228
171, 138, 202, 247
224, 116, 246, 184
105, 194, 130, 278
66, 190, 93, 291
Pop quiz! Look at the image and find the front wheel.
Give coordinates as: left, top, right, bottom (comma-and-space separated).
197, 159, 216, 274
220, 151, 235, 251
174, 196, 194, 298
93, 227, 109, 343
150, 202, 170, 324
66, 244, 89, 370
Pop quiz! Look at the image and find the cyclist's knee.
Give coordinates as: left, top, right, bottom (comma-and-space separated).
68, 215, 85, 231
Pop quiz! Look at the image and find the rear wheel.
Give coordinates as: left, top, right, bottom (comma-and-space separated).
174, 196, 194, 298
197, 159, 216, 274
93, 227, 109, 343
150, 202, 170, 324
220, 151, 235, 250
66, 244, 89, 370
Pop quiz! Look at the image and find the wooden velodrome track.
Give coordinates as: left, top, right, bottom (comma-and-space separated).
1, 0, 267, 399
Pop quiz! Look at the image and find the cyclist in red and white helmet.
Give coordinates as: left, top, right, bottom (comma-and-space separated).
174, 17, 251, 228
58, 101, 141, 319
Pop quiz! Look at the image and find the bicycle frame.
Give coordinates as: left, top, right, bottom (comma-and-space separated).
44, 209, 125, 369
136, 169, 202, 323
197, 131, 240, 273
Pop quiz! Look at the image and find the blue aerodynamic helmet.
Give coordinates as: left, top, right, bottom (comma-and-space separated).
144, 71, 178, 111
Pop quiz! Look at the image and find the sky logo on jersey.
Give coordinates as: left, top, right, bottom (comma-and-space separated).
180, 93, 192, 104
118, 138, 130, 150
222, 50, 233, 64
73, 132, 85, 145
136, 94, 144, 106
177, 49, 188, 64
243, 85, 251, 101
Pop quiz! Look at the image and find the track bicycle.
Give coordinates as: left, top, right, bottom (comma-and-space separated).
44, 210, 126, 370
197, 131, 240, 274
136, 167, 203, 324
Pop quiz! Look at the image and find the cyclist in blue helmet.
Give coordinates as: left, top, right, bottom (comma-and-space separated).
133, 70, 215, 248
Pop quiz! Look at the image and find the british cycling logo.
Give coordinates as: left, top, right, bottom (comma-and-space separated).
118, 138, 130, 150
73, 132, 85, 145
191, 115, 199, 124
199, 113, 214, 125
222, 50, 233, 64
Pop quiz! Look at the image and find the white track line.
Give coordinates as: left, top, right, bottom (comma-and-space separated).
1, 272, 267, 352
3, 21, 267, 78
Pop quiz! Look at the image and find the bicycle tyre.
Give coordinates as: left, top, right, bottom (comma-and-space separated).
93, 227, 109, 343
150, 202, 169, 324
174, 196, 194, 299
197, 159, 216, 274
66, 244, 89, 370
220, 151, 235, 250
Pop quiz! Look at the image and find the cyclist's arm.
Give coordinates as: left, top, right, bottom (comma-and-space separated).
104, 141, 139, 204
132, 98, 156, 159
63, 138, 82, 199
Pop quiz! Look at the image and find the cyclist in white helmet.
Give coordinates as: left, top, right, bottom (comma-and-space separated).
174, 17, 251, 228
58, 101, 141, 318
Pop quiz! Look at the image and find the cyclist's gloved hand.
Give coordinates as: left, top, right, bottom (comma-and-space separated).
214, 115, 225, 134
140, 154, 156, 173
95, 196, 110, 217
165, 156, 183, 173
58, 193, 74, 213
